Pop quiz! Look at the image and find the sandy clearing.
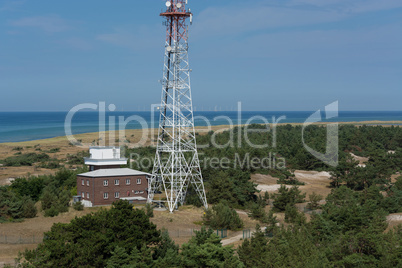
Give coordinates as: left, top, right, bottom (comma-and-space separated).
0, 177, 14, 186
252, 170, 333, 198
257, 184, 291, 192
350, 153, 369, 165
387, 214, 402, 222
386, 213, 402, 231
294, 170, 331, 181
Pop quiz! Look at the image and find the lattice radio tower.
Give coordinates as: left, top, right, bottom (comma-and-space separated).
147, 0, 208, 212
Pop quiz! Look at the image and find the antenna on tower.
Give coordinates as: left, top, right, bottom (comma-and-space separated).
148, 0, 207, 213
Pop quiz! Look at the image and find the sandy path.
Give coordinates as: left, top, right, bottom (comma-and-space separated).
221, 230, 253, 246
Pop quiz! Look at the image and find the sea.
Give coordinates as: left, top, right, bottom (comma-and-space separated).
0, 111, 401, 143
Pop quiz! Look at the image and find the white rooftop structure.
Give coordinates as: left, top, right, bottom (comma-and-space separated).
84, 146, 128, 167
78, 168, 151, 178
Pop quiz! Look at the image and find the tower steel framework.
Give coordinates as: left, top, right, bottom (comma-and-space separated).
147, 0, 208, 212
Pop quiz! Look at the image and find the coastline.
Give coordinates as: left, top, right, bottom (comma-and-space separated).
1, 120, 402, 147
1, 119, 400, 182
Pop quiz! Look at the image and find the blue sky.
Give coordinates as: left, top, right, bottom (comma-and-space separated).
0, 0, 401, 111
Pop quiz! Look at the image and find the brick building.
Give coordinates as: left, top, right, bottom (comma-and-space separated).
76, 147, 150, 207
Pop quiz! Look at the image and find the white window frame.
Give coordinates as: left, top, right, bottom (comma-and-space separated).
104, 192, 109, 199
86, 180, 90, 186
86, 192, 89, 199
115, 179, 120, 185
137, 178, 141, 184
81, 192, 84, 198
115, 192, 120, 198
81, 179, 84, 186
103, 180, 108, 186
126, 178, 131, 185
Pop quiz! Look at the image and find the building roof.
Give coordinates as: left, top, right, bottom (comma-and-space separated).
84, 157, 128, 166
78, 168, 151, 178
89, 146, 120, 149
120, 196, 147, 201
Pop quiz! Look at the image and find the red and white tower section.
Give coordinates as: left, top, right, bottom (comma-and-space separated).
147, 0, 208, 212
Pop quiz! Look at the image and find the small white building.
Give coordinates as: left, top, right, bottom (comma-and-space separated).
84, 146, 128, 171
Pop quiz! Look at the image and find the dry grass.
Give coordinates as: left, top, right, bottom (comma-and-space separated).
0, 244, 37, 267
0, 203, 259, 265
0, 206, 101, 238
0, 206, 102, 267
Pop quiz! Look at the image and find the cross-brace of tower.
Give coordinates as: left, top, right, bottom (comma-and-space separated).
147, 0, 208, 213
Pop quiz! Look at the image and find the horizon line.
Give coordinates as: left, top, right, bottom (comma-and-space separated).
0, 110, 402, 113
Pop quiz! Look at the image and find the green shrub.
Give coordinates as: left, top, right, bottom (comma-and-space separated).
203, 201, 243, 230
143, 203, 154, 218
41, 186, 57, 211
10, 176, 45, 202
3, 153, 50, 167
277, 170, 305, 185
248, 202, 266, 221
39, 159, 61, 169
46, 148, 60, 153
184, 184, 203, 207
22, 196, 37, 218
67, 151, 89, 164
70, 186, 77, 197
41, 186, 70, 215
272, 185, 306, 212
307, 192, 323, 210
264, 191, 270, 203
73, 201, 84, 211
44, 206, 59, 217
180, 227, 243, 267
23, 201, 161, 267
284, 204, 306, 225
0, 186, 23, 220
395, 176, 402, 191
381, 188, 402, 213
265, 210, 279, 234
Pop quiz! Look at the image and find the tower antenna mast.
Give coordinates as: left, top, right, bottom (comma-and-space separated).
148, 0, 208, 212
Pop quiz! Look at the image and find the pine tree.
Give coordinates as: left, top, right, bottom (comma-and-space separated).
180, 227, 243, 268
238, 225, 269, 268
